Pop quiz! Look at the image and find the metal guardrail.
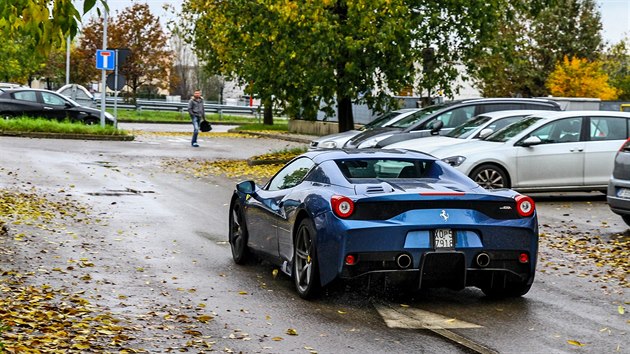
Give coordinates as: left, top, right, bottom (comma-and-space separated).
99, 98, 261, 118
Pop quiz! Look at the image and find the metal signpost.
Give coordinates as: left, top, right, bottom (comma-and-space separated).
96, 49, 116, 126
96, 6, 110, 127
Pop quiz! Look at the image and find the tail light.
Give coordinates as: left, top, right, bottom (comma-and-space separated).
519, 253, 529, 264
515, 195, 535, 217
345, 254, 357, 265
619, 138, 630, 152
331, 195, 354, 218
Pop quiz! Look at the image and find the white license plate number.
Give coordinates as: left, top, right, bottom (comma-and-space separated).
618, 188, 630, 199
434, 229, 454, 249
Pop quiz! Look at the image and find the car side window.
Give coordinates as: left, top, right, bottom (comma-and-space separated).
41, 92, 66, 106
589, 117, 628, 141
267, 157, 315, 191
13, 91, 37, 102
433, 106, 475, 128
528, 117, 583, 144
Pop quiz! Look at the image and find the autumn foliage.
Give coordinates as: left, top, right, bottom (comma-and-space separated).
546, 56, 620, 100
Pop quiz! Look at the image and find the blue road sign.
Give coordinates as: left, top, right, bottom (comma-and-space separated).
96, 50, 116, 70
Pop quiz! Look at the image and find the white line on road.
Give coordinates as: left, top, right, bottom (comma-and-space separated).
374, 304, 482, 330
374, 303, 498, 354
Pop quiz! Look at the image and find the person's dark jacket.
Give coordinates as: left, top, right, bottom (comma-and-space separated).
188, 97, 205, 118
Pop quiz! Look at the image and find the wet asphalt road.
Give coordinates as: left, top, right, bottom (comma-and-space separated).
0, 127, 627, 353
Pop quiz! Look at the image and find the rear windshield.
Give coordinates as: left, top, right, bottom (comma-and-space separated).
335, 158, 442, 179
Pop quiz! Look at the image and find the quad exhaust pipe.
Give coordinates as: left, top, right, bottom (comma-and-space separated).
396, 254, 412, 269
476, 253, 491, 267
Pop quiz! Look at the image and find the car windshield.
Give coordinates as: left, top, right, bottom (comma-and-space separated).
388, 103, 452, 129
57, 94, 80, 107
361, 111, 403, 130
485, 117, 542, 142
446, 115, 491, 139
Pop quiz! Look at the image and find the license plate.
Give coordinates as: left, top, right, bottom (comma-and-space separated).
618, 188, 630, 199
433, 229, 454, 249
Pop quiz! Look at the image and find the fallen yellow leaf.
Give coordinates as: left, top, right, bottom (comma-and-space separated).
567, 340, 585, 347
286, 328, 298, 335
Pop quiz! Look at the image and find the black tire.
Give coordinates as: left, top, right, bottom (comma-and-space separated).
1, 112, 15, 120
470, 164, 510, 189
293, 218, 320, 299
622, 215, 630, 227
229, 199, 250, 264
84, 117, 99, 125
481, 282, 532, 298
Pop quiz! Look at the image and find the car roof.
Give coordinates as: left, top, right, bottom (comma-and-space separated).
420, 97, 561, 111
393, 108, 422, 113
1, 88, 55, 93
303, 148, 437, 164
475, 109, 556, 119
526, 110, 630, 119
446, 97, 560, 105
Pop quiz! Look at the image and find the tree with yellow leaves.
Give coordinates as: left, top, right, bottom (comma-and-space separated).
546, 56, 620, 99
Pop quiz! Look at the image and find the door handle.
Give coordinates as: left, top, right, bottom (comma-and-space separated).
43, 107, 53, 110
570, 148, 583, 152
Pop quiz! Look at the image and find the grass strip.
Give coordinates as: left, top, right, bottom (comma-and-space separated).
111, 108, 288, 124
0, 117, 128, 135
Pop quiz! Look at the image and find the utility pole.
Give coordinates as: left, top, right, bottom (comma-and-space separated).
65, 35, 70, 85
100, 3, 108, 127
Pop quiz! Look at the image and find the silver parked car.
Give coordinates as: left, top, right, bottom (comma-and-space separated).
429, 111, 630, 192
607, 138, 630, 226
309, 108, 421, 150
344, 98, 561, 149
384, 110, 544, 152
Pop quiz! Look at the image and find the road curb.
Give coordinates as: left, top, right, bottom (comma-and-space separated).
0, 131, 135, 141
237, 131, 311, 144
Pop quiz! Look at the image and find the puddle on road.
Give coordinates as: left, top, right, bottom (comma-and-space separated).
86, 188, 155, 196
82, 161, 118, 168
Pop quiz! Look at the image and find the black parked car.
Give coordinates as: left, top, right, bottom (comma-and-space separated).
344, 98, 562, 149
0, 88, 114, 125
607, 138, 630, 226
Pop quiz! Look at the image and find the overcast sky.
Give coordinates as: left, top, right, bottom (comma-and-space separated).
84, 0, 630, 45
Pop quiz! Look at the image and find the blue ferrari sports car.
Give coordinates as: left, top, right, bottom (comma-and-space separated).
229, 149, 538, 299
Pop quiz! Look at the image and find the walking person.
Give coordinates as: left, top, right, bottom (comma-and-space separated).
187, 90, 205, 147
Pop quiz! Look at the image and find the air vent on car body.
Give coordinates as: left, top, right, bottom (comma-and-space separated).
366, 186, 385, 194
355, 183, 394, 195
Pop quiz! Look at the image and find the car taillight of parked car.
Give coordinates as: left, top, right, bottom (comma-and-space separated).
619, 138, 630, 152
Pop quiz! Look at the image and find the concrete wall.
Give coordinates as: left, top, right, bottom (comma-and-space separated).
288, 120, 362, 135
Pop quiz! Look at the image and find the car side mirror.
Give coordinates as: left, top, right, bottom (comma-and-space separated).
430, 120, 444, 135
520, 136, 542, 147
236, 180, 257, 194
478, 128, 494, 139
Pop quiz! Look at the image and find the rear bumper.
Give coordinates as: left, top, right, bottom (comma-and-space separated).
338, 250, 534, 290
607, 177, 630, 216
